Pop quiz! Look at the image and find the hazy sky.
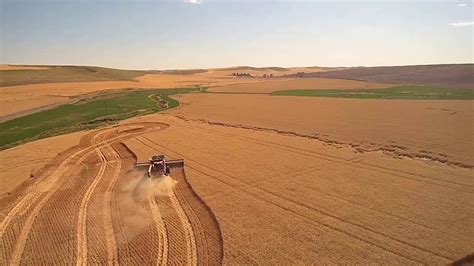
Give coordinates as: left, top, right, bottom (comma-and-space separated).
1, 0, 473, 70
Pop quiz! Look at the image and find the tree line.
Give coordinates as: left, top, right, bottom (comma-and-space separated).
231, 72, 252, 77
231, 73, 274, 78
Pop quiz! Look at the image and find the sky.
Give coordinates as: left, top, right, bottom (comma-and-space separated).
1, 0, 473, 70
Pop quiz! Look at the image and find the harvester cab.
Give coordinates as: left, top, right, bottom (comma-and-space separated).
148, 155, 169, 177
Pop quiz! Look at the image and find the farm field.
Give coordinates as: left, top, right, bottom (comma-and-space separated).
0, 122, 222, 264
208, 77, 395, 93
0, 65, 150, 87
0, 65, 50, 71
271, 86, 474, 100
0, 130, 87, 199
0, 88, 200, 149
124, 114, 473, 264
298, 64, 474, 88
0, 65, 345, 119
3, 0, 473, 263
170, 93, 474, 168
2, 112, 472, 264
1, 64, 473, 264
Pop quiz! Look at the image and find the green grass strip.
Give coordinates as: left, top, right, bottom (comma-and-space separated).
0, 87, 204, 150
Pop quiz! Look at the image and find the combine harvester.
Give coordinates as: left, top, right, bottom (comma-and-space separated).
136, 155, 184, 178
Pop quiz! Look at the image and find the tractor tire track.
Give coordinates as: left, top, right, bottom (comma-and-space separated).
148, 194, 169, 265
112, 160, 160, 264
154, 196, 187, 265
102, 145, 122, 265
2, 122, 224, 265
76, 148, 108, 266
170, 167, 224, 265
7, 146, 102, 265
83, 141, 124, 264
1, 131, 138, 237
169, 190, 198, 265
0, 158, 53, 173
133, 137, 224, 264
2, 123, 165, 264
17, 152, 101, 265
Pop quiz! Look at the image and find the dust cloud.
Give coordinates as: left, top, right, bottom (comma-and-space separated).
115, 168, 178, 242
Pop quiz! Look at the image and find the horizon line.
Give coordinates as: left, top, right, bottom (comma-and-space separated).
1, 62, 473, 72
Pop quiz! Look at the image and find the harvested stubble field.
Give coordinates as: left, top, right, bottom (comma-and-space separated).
0, 122, 222, 265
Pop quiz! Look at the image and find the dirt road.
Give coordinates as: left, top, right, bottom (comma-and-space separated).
0, 122, 222, 265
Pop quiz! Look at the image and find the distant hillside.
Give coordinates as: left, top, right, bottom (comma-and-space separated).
291, 64, 474, 88
223, 66, 289, 72
162, 69, 208, 75
0, 65, 150, 87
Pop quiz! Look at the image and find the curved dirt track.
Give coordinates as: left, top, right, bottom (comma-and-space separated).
0, 122, 223, 265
